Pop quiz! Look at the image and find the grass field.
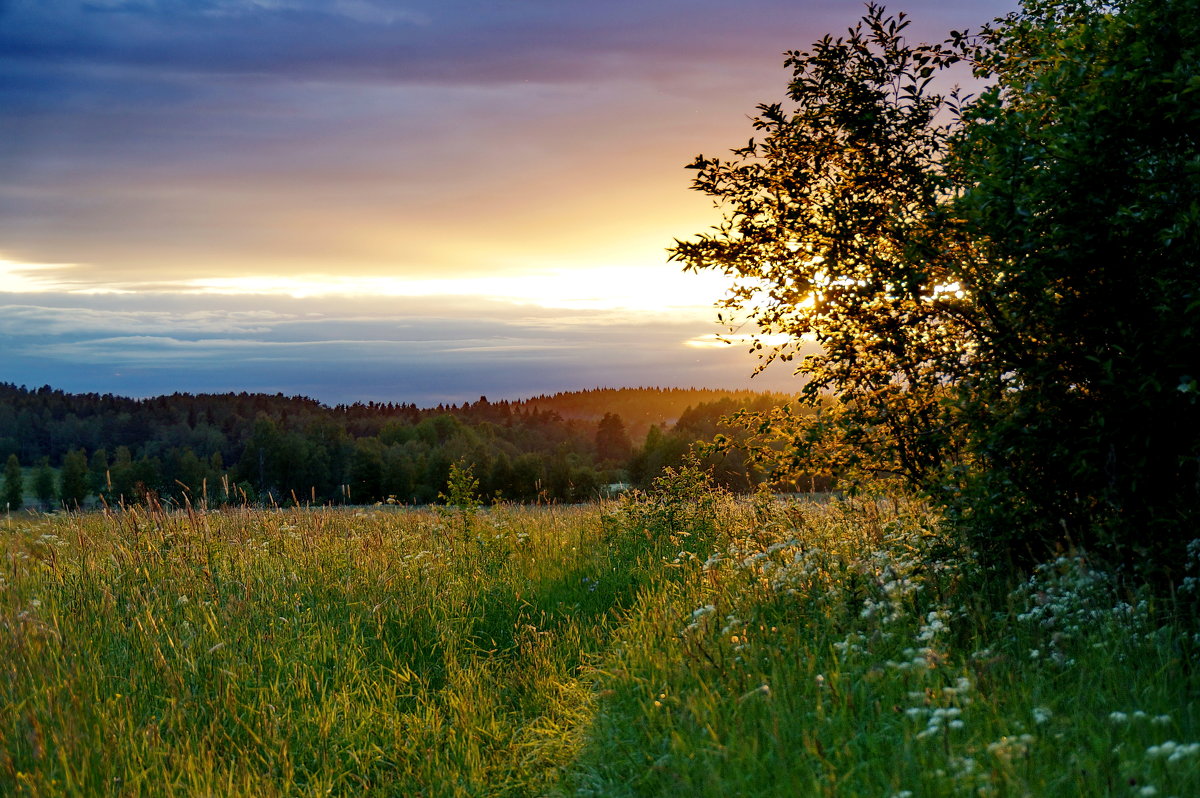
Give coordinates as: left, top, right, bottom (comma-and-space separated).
2, 468, 1197, 796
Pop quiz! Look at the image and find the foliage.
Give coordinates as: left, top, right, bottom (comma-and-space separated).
438, 460, 482, 538
671, 0, 1200, 577
32, 458, 56, 508
3, 454, 22, 511
942, 0, 1200, 575
670, 4, 969, 489
603, 457, 727, 561
594, 412, 632, 465
59, 449, 89, 510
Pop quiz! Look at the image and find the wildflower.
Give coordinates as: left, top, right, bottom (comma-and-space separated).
987, 734, 1035, 761
1166, 742, 1200, 762
1032, 707, 1053, 725
916, 609, 950, 641
1109, 711, 1129, 723
1146, 741, 1179, 758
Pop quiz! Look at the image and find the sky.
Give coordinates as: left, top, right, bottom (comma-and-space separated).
1, 0, 1016, 406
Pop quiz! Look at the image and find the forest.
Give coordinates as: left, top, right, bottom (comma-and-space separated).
0, 382, 801, 509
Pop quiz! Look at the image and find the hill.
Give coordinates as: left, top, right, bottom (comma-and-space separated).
513, 387, 795, 441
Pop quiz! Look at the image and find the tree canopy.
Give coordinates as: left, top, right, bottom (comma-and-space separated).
672, 0, 1200, 578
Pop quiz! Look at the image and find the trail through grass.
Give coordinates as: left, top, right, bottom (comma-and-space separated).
2, 479, 1196, 796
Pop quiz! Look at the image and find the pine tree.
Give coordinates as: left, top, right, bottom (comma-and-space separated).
595, 413, 633, 465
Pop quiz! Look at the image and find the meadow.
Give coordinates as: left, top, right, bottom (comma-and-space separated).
2, 468, 1196, 797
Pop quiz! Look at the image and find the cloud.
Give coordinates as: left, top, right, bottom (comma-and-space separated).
3, 1, 1009, 91
0, 304, 288, 335
0, 290, 802, 403
3, 1, 791, 86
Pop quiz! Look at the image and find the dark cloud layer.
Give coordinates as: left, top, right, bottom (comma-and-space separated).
3, 1, 892, 85
2, 0, 1014, 113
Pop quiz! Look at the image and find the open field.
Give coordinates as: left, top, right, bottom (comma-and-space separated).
2, 473, 1197, 797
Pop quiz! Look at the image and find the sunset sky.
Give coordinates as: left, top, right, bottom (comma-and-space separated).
2, 0, 1015, 405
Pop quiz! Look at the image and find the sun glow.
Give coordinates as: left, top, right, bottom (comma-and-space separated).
0, 254, 738, 315
0, 259, 86, 293
180, 265, 731, 313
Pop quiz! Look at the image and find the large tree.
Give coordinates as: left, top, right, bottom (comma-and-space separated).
672, 0, 1200, 577
671, 3, 974, 489
945, 0, 1200, 572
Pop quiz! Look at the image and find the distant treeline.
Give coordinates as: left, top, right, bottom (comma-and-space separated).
0, 383, 815, 509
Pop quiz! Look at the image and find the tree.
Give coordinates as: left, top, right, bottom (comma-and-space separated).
60, 448, 90, 509
439, 460, 481, 511
671, 3, 969, 489
349, 439, 385, 504
33, 457, 56, 508
381, 448, 415, 504
942, 0, 1200, 574
108, 446, 135, 502
88, 448, 109, 494
595, 412, 632, 465
672, 0, 1200, 577
3, 454, 23, 511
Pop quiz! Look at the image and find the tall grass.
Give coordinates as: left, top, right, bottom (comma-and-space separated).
2, 477, 1196, 796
